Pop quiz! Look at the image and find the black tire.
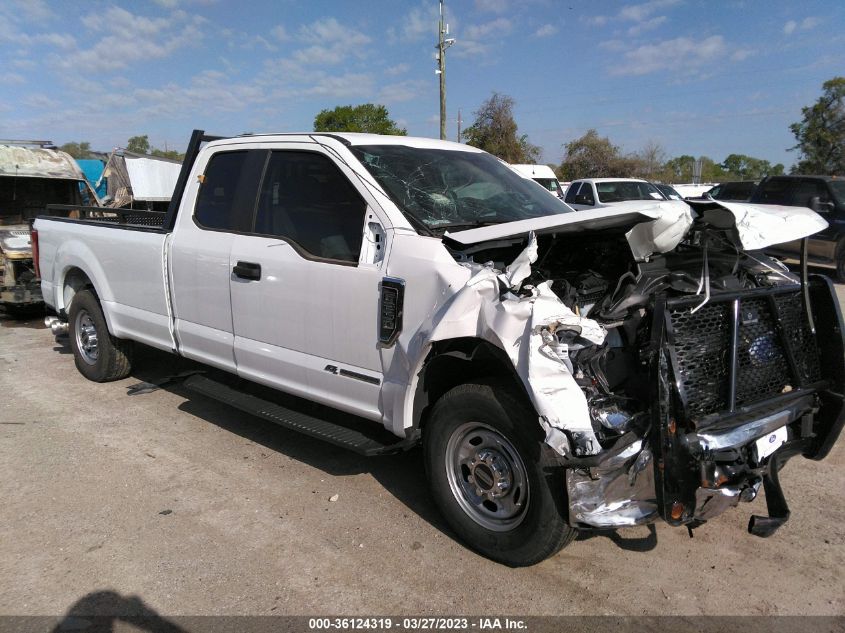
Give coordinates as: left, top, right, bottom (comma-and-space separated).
68, 289, 133, 382
423, 381, 577, 567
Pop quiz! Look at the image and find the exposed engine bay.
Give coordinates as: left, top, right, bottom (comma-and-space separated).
441, 205, 844, 533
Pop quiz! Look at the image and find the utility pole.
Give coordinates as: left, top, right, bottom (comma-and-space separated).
435, 0, 455, 140
456, 108, 462, 142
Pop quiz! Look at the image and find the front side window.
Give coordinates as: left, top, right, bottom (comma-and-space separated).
564, 182, 581, 204
349, 145, 569, 234
596, 181, 665, 203
792, 180, 830, 208
254, 151, 366, 263
195, 150, 265, 232
829, 181, 845, 205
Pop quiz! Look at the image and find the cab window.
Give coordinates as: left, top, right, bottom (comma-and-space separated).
254, 151, 366, 263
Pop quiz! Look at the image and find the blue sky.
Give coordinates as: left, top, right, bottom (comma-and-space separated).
1, 0, 842, 168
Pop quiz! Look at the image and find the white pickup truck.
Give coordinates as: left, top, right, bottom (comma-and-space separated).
34, 130, 845, 566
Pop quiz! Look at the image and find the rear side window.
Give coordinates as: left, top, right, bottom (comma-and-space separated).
194, 150, 266, 232
254, 151, 366, 263
753, 178, 792, 205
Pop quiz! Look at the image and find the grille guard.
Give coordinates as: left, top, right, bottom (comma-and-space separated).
649, 275, 845, 529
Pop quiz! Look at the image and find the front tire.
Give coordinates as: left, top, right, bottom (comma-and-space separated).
423, 382, 576, 566
68, 289, 133, 382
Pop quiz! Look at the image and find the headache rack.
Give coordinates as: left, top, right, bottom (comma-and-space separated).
660, 284, 824, 426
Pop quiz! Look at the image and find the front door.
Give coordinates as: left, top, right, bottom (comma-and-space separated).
229, 148, 387, 420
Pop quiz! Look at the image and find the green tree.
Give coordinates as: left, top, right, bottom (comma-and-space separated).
463, 92, 540, 163
59, 141, 91, 158
313, 103, 406, 135
126, 135, 150, 154
789, 77, 845, 175
559, 129, 626, 180
721, 153, 783, 180
150, 148, 184, 161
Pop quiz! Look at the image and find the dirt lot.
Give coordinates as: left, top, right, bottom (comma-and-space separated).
1, 286, 844, 619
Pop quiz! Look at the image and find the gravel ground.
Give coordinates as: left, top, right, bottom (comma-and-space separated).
0, 283, 843, 619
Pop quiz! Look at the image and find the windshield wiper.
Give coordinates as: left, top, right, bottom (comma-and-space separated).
437, 219, 502, 232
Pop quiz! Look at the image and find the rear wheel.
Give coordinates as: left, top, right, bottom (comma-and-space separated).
424, 382, 576, 566
68, 289, 133, 382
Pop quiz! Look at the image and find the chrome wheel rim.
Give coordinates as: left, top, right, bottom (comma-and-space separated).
445, 422, 529, 532
74, 309, 99, 365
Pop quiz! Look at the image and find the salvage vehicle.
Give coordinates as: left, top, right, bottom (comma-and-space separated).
0, 141, 99, 311
34, 131, 844, 566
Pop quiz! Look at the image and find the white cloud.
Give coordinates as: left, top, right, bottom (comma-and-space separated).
59, 7, 206, 72
534, 24, 558, 38
784, 16, 820, 35
618, 0, 680, 23
0, 72, 25, 85
271, 24, 289, 41
298, 17, 369, 46
455, 17, 513, 58
385, 63, 410, 76
627, 15, 666, 36
611, 35, 729, 75
389, 4, 439, 44
586, 0, 678, 30
475, 0, 509, 13
378, 79, 427, 103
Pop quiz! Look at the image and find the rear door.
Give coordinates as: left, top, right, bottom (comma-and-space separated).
169, 148, 266, 371
229, 146, 388, 420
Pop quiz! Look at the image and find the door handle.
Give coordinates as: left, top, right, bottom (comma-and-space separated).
233, 261, 261, 280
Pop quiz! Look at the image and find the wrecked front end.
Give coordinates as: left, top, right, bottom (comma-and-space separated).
445, 203, 845, 537
0, 227, 41, 308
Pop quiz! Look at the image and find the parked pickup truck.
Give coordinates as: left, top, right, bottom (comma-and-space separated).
749, 175, 845, 279
34, 130, 845, 566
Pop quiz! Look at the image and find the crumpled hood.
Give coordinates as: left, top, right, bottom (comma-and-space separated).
685, 199, 828, 250
444, 199, 827, 259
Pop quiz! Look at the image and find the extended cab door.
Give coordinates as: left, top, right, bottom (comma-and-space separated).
169, 148, 267, 371
228, 146, 389, 420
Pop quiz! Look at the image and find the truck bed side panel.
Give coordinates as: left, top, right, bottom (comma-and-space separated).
36, 219, 174, 352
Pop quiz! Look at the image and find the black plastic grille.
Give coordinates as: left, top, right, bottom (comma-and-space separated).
669, 302, 731, 419
667, 291, 820, 420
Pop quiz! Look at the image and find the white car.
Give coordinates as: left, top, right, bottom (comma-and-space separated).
564, 177, 683, 211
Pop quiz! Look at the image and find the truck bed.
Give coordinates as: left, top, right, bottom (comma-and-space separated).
35, 210, 175, 352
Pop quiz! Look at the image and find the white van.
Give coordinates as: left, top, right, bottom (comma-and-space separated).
510, 164, 565, 199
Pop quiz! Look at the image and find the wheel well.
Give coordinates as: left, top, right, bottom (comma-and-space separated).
412, 338, 534, 431
61, 267, 95, 316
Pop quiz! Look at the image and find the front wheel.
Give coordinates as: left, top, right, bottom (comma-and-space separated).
68, 289, 133, 382
423, 382, 576, 566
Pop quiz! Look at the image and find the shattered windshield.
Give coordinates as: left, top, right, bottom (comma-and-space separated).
349, 145, 570, 234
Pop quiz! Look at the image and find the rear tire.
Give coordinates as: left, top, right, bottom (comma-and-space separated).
423, 381, 576, 567
68, 289, 133, 382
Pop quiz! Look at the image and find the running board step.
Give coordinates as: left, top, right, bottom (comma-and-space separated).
183, 375, 414, 456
